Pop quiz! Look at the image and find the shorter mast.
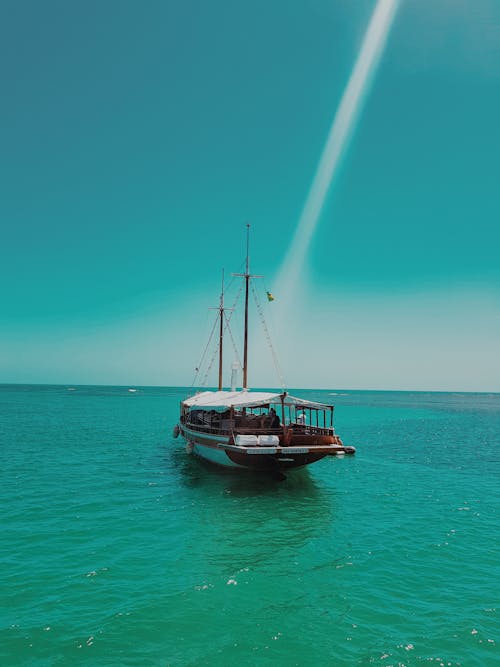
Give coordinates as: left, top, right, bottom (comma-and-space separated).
218, 270, 225, 391
209, 269, 230, 391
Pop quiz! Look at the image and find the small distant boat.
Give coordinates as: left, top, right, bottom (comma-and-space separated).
67, 387, 76, 391
174, 226, 354, 477
128, 388, 137, 393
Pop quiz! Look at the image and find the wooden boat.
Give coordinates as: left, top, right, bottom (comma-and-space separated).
174, 226, 354, 476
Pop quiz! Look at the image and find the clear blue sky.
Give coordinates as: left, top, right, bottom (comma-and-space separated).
1, 0, 499, 391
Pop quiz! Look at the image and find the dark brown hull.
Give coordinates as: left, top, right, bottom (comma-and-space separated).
225, 448, 327, 470
179, 424, 353, 473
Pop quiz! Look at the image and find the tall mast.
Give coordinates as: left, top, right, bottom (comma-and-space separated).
218, 269, 225, 391
243, 224, 250, 390
233, 224, 262, 391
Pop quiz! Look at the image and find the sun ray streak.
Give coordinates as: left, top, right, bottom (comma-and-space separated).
275, 0, 399, 306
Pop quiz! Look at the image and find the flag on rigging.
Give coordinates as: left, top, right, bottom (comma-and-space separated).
266, 291, 275, 302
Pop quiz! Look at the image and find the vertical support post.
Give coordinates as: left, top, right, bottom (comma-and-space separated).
280, 393, 286, 441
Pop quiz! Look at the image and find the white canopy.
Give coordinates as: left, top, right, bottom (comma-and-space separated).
182, 390, 333, 410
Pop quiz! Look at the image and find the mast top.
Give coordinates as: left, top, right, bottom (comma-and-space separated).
233, 224, 263, 281
245, 223, 250, 276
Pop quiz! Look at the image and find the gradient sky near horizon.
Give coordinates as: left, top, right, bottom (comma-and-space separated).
1, 0, 499, 391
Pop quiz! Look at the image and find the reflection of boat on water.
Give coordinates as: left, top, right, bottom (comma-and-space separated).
173, 226, 355, 477
172, 456, 335, 571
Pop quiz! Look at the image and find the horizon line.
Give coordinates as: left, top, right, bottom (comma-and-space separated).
0, 382, 498, 395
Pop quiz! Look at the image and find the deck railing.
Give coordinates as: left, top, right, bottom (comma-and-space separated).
183, 418, 334, 438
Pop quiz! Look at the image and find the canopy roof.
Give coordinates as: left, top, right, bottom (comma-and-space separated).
182, 390, 333, 410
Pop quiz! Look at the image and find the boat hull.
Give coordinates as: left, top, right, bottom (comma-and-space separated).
179, 424, 347, 472
192, 442, 247, 468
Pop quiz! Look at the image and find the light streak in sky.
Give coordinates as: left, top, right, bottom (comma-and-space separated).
275, 0, 399, 305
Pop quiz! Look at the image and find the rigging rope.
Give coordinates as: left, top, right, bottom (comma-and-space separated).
227, 276, 244, 321
225, 259, 245, 293
250, 281, 286, 390
221, 278, 244, 373
223, 311, 242, 370
201, 305, 243, 388
201, 339, 219, 387
191, 314, 219, 387
191, 277, 244, 388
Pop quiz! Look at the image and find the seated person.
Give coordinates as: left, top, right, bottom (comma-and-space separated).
269, 407, 280, 428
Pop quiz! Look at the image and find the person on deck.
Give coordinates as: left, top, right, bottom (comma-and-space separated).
269, 407, 280, 428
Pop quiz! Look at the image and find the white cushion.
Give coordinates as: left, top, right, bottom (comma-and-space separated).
258, 435, 280, 446
235, 434, 258, 446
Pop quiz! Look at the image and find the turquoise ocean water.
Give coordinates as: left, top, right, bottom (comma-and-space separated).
1, 384, 498, 666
